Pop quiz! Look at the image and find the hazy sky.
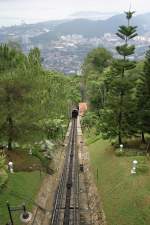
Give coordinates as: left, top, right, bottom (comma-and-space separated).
0, 0, 150, 26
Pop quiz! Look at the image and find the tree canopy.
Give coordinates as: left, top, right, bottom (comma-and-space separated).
0, 44, 81, 150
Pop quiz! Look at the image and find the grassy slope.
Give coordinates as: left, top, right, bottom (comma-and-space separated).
0, 171, 43, 225
87, 138, 150, 225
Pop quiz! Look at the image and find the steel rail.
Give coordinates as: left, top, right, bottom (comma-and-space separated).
50, 118, 79, 225
51, 121, 74, 225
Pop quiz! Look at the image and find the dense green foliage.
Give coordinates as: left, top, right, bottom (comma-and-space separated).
99, 11, 137, 144
0, 155, 8, 189
82, 11, 150, 145
0, 44, 80, 150
136, 50, 150, 142
82, 47, 112, 107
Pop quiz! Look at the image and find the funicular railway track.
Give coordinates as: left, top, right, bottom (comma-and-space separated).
50, 117, 80, 225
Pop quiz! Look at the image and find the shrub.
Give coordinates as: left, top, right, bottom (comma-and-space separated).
81, 112, 98, 130
0, 170, 8, 190
0, 155, 8, 189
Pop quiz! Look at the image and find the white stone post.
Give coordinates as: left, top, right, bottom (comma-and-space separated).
131, 160, 138, 174
8, 161, 14, 173
120, 144, 123, 152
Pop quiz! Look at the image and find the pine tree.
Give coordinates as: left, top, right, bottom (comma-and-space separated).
115, 11, 137, 144
137, 49, 150, 143
0, 44, 27, 150
98, 11, 138, 144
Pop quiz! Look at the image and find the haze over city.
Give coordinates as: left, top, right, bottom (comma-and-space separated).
0, 0, 150, 26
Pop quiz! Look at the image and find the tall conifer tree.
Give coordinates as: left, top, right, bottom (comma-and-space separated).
137, 49, 150, 143
115, 11, 137, 144
98, 11, 138, 144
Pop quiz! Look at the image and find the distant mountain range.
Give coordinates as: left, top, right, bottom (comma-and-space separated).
29, 12, 150, 44
0, 12, 150, 46
0, 11, 149, 74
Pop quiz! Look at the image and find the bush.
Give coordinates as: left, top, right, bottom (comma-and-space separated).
0, 170, 8, 190
0, 155, 8, 189
81, 112, 98, 130
32, 148, 54, 174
